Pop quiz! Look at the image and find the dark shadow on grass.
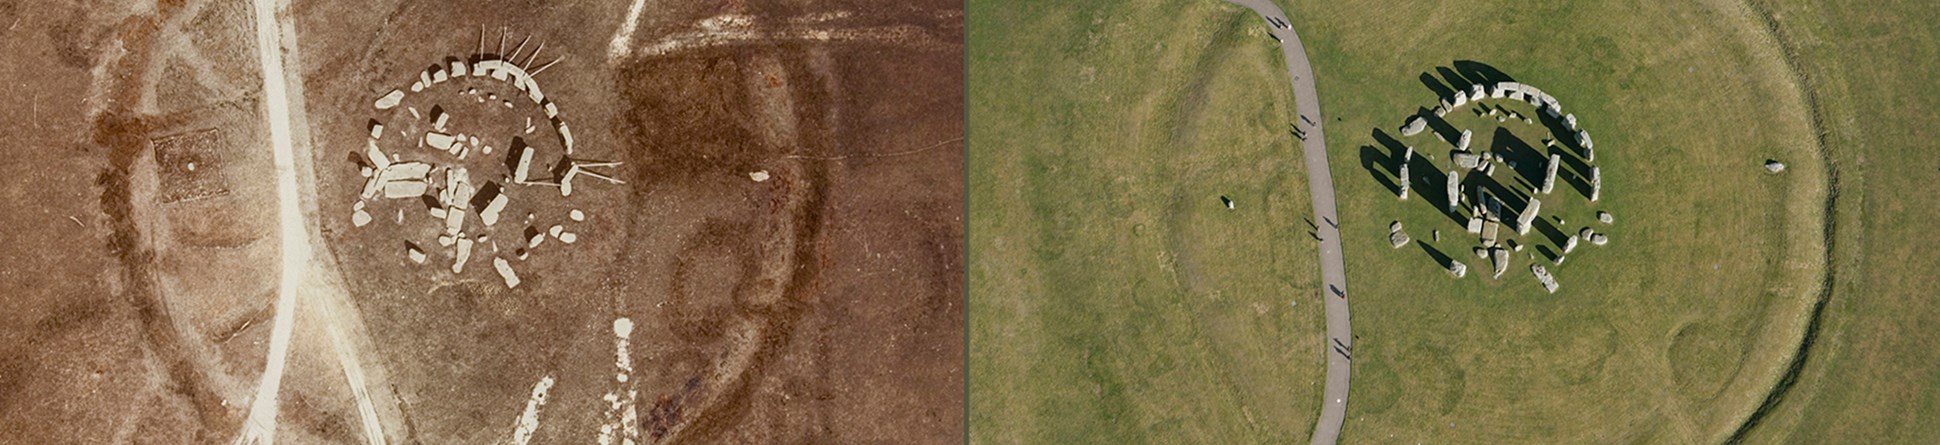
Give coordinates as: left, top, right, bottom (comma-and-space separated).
1359, 144, 1400, 196
1454, 60, 1515, 85
1419, 72, 1454, 100
1533, 215, 1571, 248
1420, 241, 1454, 269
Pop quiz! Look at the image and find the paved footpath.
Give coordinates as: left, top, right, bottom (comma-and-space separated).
1217, 1, 1352, 444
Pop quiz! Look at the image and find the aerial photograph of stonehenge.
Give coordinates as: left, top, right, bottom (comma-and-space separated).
0, 0, 962, 443
15, 0, 1940, 444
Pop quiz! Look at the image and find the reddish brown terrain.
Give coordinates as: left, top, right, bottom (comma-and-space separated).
0, 0, 962, 443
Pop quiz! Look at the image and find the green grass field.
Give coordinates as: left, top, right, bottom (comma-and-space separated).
968, 1, 1328, 443
1720, 1, 1940, 443
972, 0, 1836, 443
1293, 0, 1828, 443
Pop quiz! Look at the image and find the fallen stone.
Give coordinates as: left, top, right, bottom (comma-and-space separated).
1580, 227, 1595, 240
352, 209, 372, 227
1389, 230, 1410, 248
751, 170, 771, 182
407, 243, 427, 264
1453, 152, 1481, 169
1532, 264, 1559, 293
1765, 160, 1786, 173
1491, 248, 1510, 279
1598, 211, 1613, 224
1390, 221, 1404, 232
571, 209, 585, 221
1474, 247, 1488, 259
1591, 233, 1609, 245
453, 237, 474, 274
375, 89, 406, 110
494, 257, 521, 288
560, 232, 578, 244
1401, 116, 1427, 136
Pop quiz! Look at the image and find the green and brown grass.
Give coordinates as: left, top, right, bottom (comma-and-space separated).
973, 0, 1837, 443
1293, 0, 1829, 443
1720, 1, 1940, 443
969, 1, 1326, 443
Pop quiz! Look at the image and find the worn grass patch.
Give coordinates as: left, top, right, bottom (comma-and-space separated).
969, 1, 1326, 443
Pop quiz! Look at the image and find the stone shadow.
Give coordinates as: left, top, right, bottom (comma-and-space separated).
1420, 241, 1454, 269
1358, 144, 1400, 196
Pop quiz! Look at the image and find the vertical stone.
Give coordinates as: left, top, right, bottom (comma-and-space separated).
1398, 163, 1411, 200
1517, 197, 1542, 235
1447, 170, 1461, 213
1542, 153, 1561, 194
1456, 129, 1473, 151
1590, 167, 1602, 202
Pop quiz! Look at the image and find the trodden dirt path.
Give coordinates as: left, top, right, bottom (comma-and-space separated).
1217, 1, 1352, 444
238, 0, 397, 443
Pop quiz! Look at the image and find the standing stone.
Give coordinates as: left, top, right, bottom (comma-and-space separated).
1576, 130, 1594, 150
1542, 153, 1561, 194
1404, 146, 1415, 162
1516, 198, 1542, 235
1565, 114, 1578, 130
1447, 170, 1461, 213
1584, 144, 1595, 162
1590, 166, 1602, 201
1449, 261, 1469, 278
1398, 163, 1411, 200
1471, 84, 1486, 101
1563, 236, 1580, 254
1456, 129, 1473, 151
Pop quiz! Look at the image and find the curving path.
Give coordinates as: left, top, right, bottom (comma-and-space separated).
1217, 1, 1350, 444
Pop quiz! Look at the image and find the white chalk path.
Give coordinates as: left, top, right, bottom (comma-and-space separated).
607, 0, 652, 63
235, 0, 304, 441
239, 0, 392, 443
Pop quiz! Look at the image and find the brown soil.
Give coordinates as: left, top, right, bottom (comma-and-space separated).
0, 0, 961, 443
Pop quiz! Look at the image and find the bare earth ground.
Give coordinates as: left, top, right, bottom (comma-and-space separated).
0, 0, 962, 443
